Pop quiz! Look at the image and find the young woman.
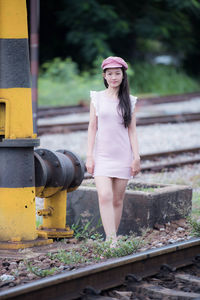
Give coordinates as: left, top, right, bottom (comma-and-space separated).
86, 56, 140, 244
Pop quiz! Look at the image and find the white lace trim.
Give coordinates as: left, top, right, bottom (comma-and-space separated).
90, 90, 98, 116
130, 95, 137, 113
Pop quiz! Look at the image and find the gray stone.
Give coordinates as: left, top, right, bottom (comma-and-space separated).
66, 181, 192, 236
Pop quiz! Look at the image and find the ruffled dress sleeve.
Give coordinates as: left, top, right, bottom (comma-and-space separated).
90, 91, 98, 116
130, 95, 137, 113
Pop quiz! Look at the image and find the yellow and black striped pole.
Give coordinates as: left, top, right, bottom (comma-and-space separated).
0, 0, 52, 249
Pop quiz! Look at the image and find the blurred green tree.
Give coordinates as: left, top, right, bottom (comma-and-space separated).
39, 0, 200, 74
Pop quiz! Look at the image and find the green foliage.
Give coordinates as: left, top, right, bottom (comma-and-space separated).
38, 57, 104, 106
127, 186, 161, 192
48, 235, 144, 265
91, 236, 143, 259
26, 261, 57, 277
36, 216, 42, 228
50, 249, 87, 265
131, 62, 200, 95
188, 216, 200, 237
191, 191, 200, 217
38, 58, 200, 107
57, 0, 130, 64
71, 217, 103, 241
39, 0, 200, 75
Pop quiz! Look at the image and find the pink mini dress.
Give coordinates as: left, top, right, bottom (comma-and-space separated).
90, 90, 137, 179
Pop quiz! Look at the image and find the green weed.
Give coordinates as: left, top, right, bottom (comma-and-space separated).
26, 261, 57, 278
48, 234, 144, 265
127, 186, 161, 192
188, 216, 200, 237
36, 216, 42, 228
71, 217, 103, 241
48, 249, 88, 265
191, 191, 200, 217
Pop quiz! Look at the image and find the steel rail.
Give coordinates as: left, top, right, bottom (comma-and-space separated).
38, 104, 89, 118
136, 112, 200, 126
1, 238, 200, 300
141, 158, 200, 172
137, 91, 200, 106
141, 146, 200, 160
37, 112, 200, 135
37, 91, 200, 119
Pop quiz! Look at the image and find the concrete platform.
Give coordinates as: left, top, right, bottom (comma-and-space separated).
67, 181, 192, 236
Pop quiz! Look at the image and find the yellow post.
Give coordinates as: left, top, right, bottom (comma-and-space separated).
0, 0, 52, 249
38, 190, 74, 238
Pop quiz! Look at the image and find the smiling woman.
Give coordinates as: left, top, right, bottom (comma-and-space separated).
86, 56, 140, 246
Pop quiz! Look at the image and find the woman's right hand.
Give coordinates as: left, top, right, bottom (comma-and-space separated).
86, 156, 95, 175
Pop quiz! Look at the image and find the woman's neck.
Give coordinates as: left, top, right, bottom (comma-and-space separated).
106, 86, 119, 98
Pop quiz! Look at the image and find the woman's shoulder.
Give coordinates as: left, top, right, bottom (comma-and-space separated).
90, 90, 105, 96
90, 90, 105, 101
130, 94, 137, 102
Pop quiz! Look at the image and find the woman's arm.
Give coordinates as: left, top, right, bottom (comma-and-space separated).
128, 109, 141, 176
86, 102, 97, 174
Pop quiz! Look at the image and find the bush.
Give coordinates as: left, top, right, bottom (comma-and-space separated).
38, 57, 104, 106
131, 62, 200, 96
38, 58, 200, 107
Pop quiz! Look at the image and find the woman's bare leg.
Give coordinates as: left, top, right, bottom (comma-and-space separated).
112, 178, 128, 232
95, 176, 116, 240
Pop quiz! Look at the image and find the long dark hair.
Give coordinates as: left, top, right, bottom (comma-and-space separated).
103, 67, 131, 128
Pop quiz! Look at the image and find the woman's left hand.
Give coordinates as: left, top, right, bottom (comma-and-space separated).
131, 158, 141, 176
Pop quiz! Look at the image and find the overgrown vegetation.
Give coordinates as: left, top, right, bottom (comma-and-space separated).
48, 235, 143, 265
71, 217, 103, 241
26, 261, 57, 278
191, 191, 200, 217
188, 216, 200, 237
39, 1, 200, 76
38, 58, 200, 107
82, 180, 161, 193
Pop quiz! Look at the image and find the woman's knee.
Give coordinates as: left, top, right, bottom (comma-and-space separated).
113, 194, 124, 208
98, 191, 113, 205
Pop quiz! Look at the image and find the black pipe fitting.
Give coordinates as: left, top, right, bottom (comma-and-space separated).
34, 149, 85, 198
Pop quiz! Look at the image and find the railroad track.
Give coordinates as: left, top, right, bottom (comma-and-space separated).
37, 112, 200, 135
1, 238, 200, 299
140, 146, 200, 172
38, 91, 200, 119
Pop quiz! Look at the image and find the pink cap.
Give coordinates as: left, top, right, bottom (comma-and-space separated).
101, 56, 128, 70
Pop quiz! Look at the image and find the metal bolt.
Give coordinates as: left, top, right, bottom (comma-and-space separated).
40, 150, 45, 156
55, 161, 59, 167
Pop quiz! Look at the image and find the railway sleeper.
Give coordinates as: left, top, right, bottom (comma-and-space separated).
175, 273, 200, 292
128, 283, 200, 299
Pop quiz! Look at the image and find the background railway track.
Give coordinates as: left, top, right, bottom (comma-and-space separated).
1, 238, 200, 300
38, 92, 200, 119
37, 112, 200, 135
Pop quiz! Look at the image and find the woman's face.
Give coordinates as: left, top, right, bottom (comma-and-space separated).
103, 68, 123, 88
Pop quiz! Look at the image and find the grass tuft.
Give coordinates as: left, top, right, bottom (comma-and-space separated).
26, 261, 57, 277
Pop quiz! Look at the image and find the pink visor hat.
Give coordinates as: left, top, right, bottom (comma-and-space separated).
101, 56, 128, 70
